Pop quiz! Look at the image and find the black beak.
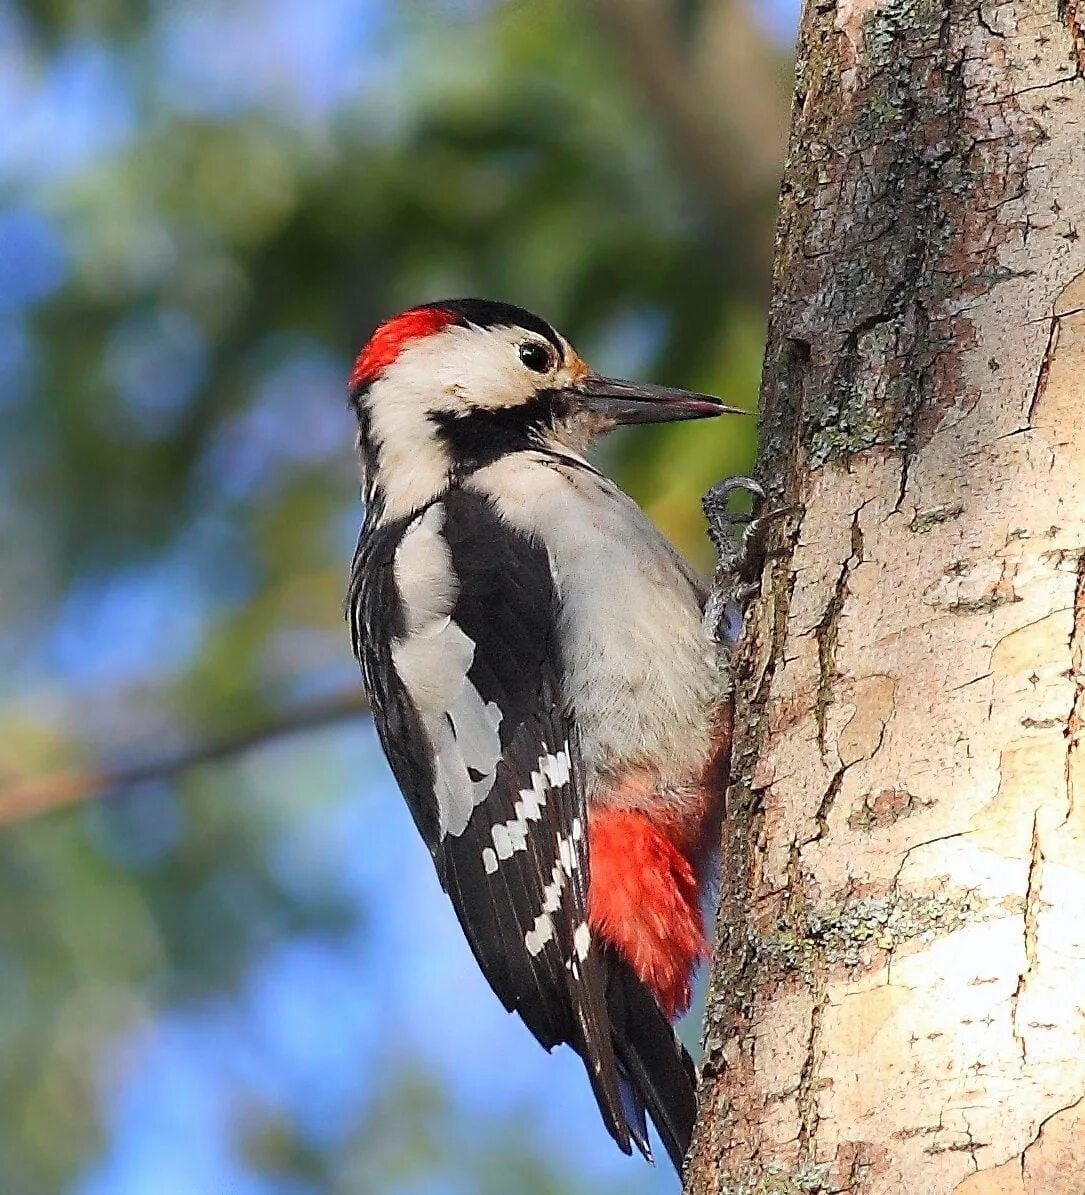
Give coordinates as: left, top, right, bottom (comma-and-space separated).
573, 375, 747, 425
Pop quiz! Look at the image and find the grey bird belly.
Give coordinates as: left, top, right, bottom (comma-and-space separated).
467, 453, 719, 791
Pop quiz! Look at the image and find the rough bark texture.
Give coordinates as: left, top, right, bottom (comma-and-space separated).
688, 3, 1085, 1193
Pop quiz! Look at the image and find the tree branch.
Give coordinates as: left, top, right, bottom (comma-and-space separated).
0, 690, 370, 827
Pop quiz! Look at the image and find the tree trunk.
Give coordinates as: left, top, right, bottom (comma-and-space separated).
689, 4, 1085, 1193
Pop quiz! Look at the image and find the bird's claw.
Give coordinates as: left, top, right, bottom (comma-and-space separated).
702, 476, 766, 552
703, 476, 792, 582
702, 476, 794, 646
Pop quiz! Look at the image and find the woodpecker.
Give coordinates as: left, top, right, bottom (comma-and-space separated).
346, 299, 744, 1172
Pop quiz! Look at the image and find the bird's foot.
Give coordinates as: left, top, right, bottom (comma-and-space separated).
702, 476, 793, 647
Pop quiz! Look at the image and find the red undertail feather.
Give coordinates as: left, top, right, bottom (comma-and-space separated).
588, 808, 707, 1020
350, 307, 457, 387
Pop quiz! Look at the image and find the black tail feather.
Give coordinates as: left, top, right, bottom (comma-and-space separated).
576, 951, 697, 1174
616, 1066, 653, 1163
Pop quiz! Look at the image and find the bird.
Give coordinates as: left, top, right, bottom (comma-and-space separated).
346, 298, 744, 1172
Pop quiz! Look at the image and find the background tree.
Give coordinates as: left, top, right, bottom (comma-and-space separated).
689, 3, 1085, 1192
0, 2, 789, 1193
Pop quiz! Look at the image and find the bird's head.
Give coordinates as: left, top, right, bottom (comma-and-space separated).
349, 298, 743, 519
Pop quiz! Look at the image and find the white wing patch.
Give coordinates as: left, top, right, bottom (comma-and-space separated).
392, 503, 459, 635
391, 503, 503, 838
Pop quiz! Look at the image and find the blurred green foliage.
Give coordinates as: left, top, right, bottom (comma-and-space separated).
0, 0, 784, 1191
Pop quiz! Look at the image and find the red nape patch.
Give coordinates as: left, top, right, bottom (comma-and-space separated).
349, 307, 458, 388
588, 808, 707, 1020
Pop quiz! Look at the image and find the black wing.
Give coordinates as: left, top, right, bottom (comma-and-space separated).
349, 487, 696, 1169
350, 489, 637, 1152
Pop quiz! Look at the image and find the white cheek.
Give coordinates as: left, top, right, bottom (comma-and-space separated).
431, 325, 541, 410
376, 324, 575, 417
438, 353, 535, 409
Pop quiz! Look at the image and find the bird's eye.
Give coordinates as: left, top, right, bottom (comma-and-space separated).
519, 341, 554, 373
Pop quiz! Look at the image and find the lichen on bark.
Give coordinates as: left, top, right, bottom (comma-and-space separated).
763, 0, 1047, 477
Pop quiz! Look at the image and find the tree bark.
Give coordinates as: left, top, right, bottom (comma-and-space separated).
689, 4, 1085, 1193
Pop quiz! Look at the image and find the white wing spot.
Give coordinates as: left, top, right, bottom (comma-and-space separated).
540, 746, 570, 787
516, 783, 545, 823
541, 861, 566, 914
557, 834, 577, 875
491, 824, 513, 860
482, 847, 498, 875
573, 921, 591, 960
525, 915, 555, 956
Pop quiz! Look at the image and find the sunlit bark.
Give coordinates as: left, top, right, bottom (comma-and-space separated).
689, 3, 1085, 1191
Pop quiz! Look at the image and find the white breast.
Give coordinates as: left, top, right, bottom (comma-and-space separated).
467, 453, 718, 789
